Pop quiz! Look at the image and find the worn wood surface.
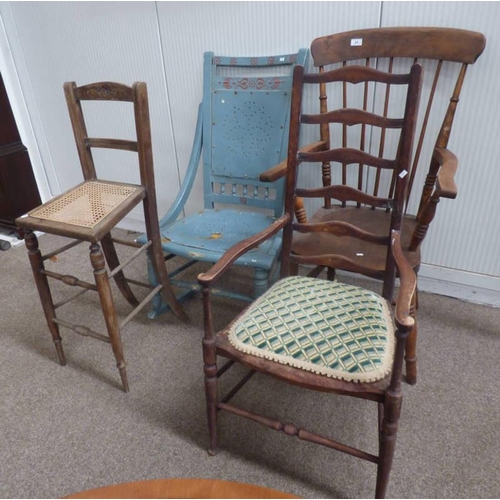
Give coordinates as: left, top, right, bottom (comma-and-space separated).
283, 27, 486, 386
199, 62, 422, 499
64, 478, 298, 499
15, 81, 186, 391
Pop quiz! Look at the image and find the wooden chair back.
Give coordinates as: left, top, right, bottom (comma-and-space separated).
15, 81, 187, 392
64, 82, 152, 185
63, 81, 161, 237
282, 62, 423, 297
309, 27, 486, 250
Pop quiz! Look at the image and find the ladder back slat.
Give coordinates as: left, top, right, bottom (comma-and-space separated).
293, 220, 391, 245
302, 109, 404, 128
295, 184, 392, 208
299, 148, 397, 171
85, 138, 138, 152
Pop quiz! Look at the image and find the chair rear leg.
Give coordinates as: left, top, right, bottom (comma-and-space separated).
405, 290, 418, 385
25, 231, 66, 365
90, 243, 129, 392
290, 262, 300, 276
253, 268, 269, 297
327, 267, 336, 281
100, 232, 139, 307
146, 256, 163, 318
148, 242, 188, 322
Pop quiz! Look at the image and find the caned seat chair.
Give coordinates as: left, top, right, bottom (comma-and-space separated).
16, 81, 187, 392
260, 27, 486, 384
197, 61, 423, 498
138, 50, 308, 318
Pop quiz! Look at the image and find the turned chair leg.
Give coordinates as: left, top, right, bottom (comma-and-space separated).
405, 289, 418, 385
202, 326, 219, 456
90, 243, 129, 392
25, 231, 66, 365
204, 362, 219, 456
375, 398, 401, 499
100, 233, 139, 307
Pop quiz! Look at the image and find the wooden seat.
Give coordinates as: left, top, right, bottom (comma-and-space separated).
16, 81, 187, 392
197, 62, 423, 498
137, 50, 308, 318
261, 27, 486, 384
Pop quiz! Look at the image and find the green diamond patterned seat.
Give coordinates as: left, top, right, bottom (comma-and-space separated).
228, 276, 394, 383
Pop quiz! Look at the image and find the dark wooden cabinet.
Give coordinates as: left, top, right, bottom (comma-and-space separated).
0, 72, 41, 232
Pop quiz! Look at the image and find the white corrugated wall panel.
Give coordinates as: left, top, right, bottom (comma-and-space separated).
381, 2, 499, 279
6, 1, 178, 223
156, 1, 381, 215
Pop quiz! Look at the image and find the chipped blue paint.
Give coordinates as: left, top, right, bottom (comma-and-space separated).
140, 48, 308, 318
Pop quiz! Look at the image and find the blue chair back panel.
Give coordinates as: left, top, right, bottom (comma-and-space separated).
210, 89, 290, 181
202, 50, 308, 215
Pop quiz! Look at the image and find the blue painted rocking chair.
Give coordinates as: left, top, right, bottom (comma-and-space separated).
141, 49, 308, 318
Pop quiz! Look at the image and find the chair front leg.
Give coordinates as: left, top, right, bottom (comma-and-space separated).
376, 392, 402, 499
25, 230, 66, 365
201, 286, 218, 455
90, 243, 128, 392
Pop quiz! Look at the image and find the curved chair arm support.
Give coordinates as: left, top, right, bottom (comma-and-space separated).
259, 140, 329, 182
198, 214, 291, 288
410, 147, 459, 252
391, 230, 416, 332
434, 147, 458, 199
158, 103, 204, 227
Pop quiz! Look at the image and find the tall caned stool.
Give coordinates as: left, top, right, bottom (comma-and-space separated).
16, 81, 187, 392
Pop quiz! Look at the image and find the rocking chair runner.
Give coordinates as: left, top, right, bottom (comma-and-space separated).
260, 27, 486, 384
16, 81, 187, 392
198, 61, 423, 498
139, 49, 308, 318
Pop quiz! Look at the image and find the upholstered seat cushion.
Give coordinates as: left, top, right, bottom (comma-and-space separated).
228, 276, 395, 383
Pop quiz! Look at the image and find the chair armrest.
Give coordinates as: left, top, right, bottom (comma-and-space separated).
391, 230, 416, 332
197, 214, 291, 288
433, 147, 458, 199
158, 103, 204, 227
259, 141, 328, 182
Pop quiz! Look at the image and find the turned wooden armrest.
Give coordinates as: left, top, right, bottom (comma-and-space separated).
391, 230, 416, 331
259, 141, 328, 182
197, 214, 291, 288
433, 147, 458, 199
